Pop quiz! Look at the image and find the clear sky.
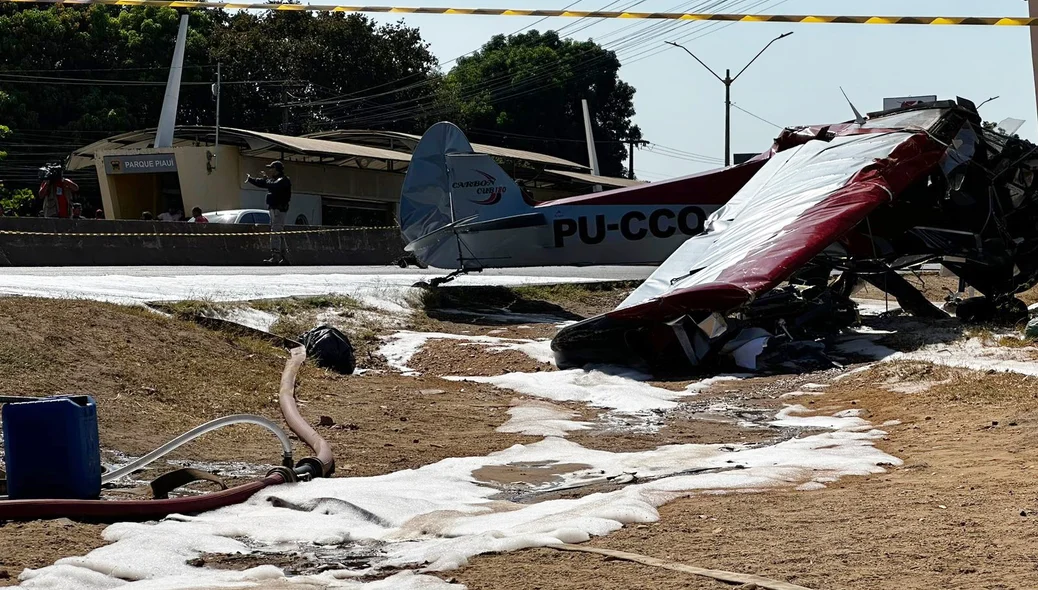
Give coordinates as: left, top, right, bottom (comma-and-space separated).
356, 0, 1035, 180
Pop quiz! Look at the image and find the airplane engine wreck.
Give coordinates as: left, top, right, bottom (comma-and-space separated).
552, 99, 1038, 375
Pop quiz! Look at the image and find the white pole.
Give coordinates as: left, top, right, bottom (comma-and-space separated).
155, 14, 189, 148
214, 62, 221, 169
1031, 0, 1038, 131
582, 99, 603, 192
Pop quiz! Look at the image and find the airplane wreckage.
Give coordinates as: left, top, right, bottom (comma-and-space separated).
399, 98, 1038, 374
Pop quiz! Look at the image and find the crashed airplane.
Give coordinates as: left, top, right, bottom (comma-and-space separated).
400, 98, 1038, 375
398, 122, 762, 279
553, 99, 1038, 373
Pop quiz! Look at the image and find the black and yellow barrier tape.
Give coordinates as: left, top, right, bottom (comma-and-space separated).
0, 0, 1034, 27
0, 226, 398, 237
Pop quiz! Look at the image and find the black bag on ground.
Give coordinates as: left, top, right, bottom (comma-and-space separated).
299, 325, 356, 375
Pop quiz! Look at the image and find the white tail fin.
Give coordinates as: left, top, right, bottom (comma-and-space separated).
399, 122, 532, 247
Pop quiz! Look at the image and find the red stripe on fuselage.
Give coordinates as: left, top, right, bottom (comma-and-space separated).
538, 159, 766, 208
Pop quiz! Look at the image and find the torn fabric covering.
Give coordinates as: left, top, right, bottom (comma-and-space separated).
399, 122, 474, 244
552, 130, 946, 369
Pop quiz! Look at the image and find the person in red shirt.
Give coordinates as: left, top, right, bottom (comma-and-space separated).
188, 207, 209, 223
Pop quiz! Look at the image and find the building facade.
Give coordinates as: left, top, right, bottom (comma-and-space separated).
69, 127, 644, 225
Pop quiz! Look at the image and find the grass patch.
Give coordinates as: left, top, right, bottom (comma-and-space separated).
413, 281, 639, 317
154, 298, 231, 319
996, 335, 1037, 348
249, 295, 361, 316
269, 315, 316, 340
513, 281, 640, 306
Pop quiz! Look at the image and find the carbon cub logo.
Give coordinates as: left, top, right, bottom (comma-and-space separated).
452, 170, 508, 205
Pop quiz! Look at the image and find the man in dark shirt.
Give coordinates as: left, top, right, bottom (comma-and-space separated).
246, 160, 292, 264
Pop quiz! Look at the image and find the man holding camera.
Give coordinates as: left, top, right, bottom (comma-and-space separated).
38, 163, 77, 218
246, 160, 292, 265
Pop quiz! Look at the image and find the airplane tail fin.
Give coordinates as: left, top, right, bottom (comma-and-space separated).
399, 122, 534, 268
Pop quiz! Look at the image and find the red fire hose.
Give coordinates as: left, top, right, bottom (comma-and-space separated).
0, 346, 330, 522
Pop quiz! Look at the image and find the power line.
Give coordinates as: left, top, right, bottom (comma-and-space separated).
326, 0, 757, 128
731, 102, 783, 129
321, 0, 739, 127
0, 73, 300, 87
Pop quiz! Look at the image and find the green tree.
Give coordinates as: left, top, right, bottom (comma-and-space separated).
0, 5, 439, 189
442, 30, 641, 177
208, 12, 438, 134
0, 122, 35, 215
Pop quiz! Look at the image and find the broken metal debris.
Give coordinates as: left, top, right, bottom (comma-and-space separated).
553, 98, 1038, 375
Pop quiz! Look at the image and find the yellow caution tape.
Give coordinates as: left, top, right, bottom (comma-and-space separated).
0, 226, 398, 237
0, 0, 1033, 26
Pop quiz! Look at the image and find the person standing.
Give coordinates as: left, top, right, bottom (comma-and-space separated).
39, 172, 76, 218
157, 205, 183, 222
188, 207, 208, 223
246, 160, 291, 264
70, 203, 84, 219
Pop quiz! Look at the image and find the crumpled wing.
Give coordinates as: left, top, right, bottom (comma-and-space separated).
552, 130, 944, 367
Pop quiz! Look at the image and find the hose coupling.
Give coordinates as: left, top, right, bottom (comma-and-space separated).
265, 466, 297, 484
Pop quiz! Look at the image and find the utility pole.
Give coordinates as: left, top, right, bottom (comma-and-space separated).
281, 85, 289, 135
212, 62, 221, 170
627, 139, 648, 180
1031, 0, 1038, 131
666, 32, 793, 167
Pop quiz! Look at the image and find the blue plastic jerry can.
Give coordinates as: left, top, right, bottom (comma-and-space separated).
2, 395, 101, 500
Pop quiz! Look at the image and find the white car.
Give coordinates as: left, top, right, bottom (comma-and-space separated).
200, 209, 271, 224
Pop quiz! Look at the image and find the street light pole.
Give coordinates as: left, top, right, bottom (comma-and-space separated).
667, 31, 793, 167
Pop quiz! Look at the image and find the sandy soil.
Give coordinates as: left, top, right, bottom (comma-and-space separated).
0, 520, 106, 583
853, 272, 1038, 307
7, 287, 1038, 590
455, 362, 1038, 590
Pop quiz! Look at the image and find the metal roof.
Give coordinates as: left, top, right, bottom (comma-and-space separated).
68, 128, 632, 190
304, 129, 589, 170
68, 126, 411, 171
543, 168, 646, 188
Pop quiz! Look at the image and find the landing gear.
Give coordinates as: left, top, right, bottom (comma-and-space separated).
411, 267, 481, 289
429, 268, 469, 288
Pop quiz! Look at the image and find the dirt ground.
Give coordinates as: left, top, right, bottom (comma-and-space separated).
6, 283, 1038, 589
0, 291, 696, 583
456, 362, 1038, 590
853, 272, 1038, 307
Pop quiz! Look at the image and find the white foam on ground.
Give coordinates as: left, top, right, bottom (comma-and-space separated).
684, 374, 748, 393
446, 368, 685, 413
852, 298, 903, 316
769, 405, 872, 431
838, 337, 1038, 377
0, 272, 601, 313
801, 383, 829, 390
378, 331, 553, 376
779, 391, 825, 399
833, 364, 875, 381
211, 306, 278, 332
496, 401, 592, 437
22, 411, 898, 590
